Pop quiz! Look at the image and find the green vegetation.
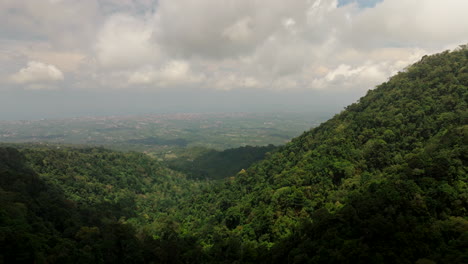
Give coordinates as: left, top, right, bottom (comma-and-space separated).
0, 147, 149, 263
1, 46, 467, 263
0, 146, 209, 263
166, 145, 277, 180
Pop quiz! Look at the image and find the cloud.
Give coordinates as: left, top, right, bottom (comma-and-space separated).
26, 51, 85, 72
95, 13, 159, 69
155, 0, 309, 58
0, 0, 99, 49
208, 72, 261, 91
1, 0, 468, 93
222, 17, 254, 44
347, 0, 468, 49
128, 60, 204, 87
11, 61, 64, 85
311, 63, 388, 90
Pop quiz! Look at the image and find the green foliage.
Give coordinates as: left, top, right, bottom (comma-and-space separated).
0, 147, 150, 263
173, 46, 468, 262
166, 145, 277, 180
1, 46, 467, 263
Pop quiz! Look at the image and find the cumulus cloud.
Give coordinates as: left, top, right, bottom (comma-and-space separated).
1, 0, 468, 93
95, 14, 159, 69
155, 0, 309, 58
310, 62, 387, 90
347, 0, 468, 49
222, 17, 254, 44
11, 61, 64, 84
26, 51, 85, 72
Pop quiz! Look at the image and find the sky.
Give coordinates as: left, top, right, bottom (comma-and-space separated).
1, 0, 468, 120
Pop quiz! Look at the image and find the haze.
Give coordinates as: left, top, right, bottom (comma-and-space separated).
1, 0, 468, 120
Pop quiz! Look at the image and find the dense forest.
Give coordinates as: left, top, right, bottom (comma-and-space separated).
166, 145, 277, 180
1, 46, 467, 263
0, 146, 209, 263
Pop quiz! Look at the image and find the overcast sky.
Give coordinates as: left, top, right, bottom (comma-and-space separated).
1, 0, 467, 120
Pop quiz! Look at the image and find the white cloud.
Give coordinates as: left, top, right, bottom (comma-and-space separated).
95, 14, 159, 69
26, 51, 85, 72
1, 0, 468, 93
155, 0, 309, 58
222, 17, 254, 44
348, 0, 468, 49
128, 68, 154, 84
11, 61, 64, 84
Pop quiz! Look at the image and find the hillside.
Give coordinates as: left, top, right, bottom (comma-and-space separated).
0, 147, 152, 263
1, 46, 467, 263
0, 146, 209, 263
169, 46, 468, 263
166, 145, 277, 180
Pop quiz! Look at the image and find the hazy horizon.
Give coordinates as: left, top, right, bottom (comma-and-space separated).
0, 87, 362, 121
1, 0, 468, 121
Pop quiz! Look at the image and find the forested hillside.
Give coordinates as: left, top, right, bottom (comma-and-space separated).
167, 46, 468, 263
0, 147, 148, 263
0, 146, 209, 263
166, 145, 277, 180
1, 46, 467, 263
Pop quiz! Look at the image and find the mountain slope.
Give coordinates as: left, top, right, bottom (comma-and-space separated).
177, 46, 468, 263
166, 145, 277, 180
1, 46, 467, 263
0, 146, 207, 263
0, 147, 153, 263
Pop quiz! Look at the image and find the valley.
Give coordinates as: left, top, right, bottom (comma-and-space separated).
0, 112, 327, 158
1, 47, 467, 263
